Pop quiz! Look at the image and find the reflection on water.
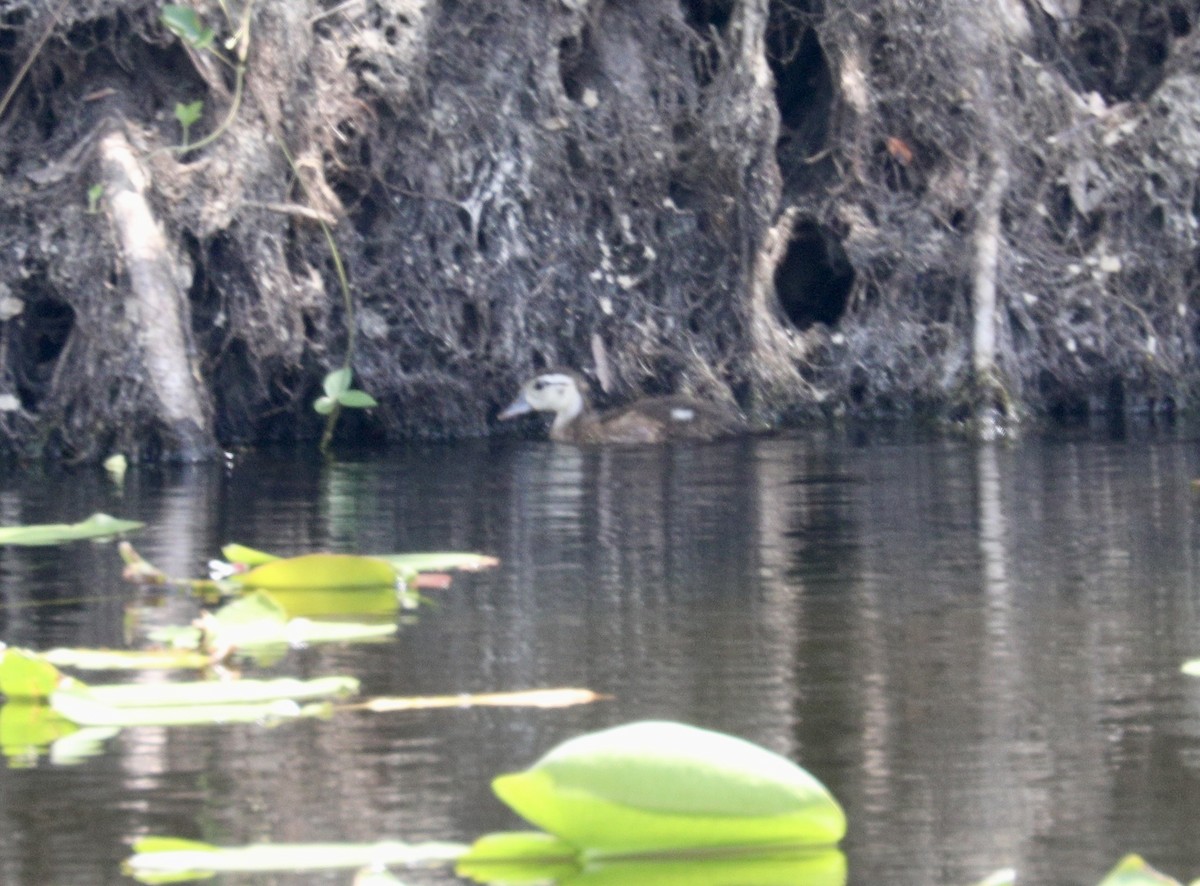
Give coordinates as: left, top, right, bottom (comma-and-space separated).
1, 432, 1199, 885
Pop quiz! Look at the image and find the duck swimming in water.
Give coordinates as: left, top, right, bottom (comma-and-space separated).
498, 370, 741, 443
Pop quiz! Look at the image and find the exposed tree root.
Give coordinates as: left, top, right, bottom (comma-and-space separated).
97, 127, 214, 460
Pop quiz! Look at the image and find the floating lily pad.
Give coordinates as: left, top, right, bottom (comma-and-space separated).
3, 648, 359, 728
220, 543, 279, 567
0, 512, 142, 546
72, 675, 358, 709
0, 647, 68, 699
0, 701, 77, 761
490, 721, 846, 856
260, 585, 401, 618
456, 831, 847, 885
0, 701, 115, 766
221, 545, 499, 578
123, 836, 467, 883
232, 553, 398, 591
40, 648, 213, 671
147, 591, 397, 651
50, 691, 332, 728
1098, 854, 1185, 885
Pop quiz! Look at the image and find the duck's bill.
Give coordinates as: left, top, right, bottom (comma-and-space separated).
498, 394, 533, 420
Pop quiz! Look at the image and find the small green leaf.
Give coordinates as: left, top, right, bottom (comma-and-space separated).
1183, 659, 1200, 676
313, 395, 335, 415
173, 99, 203, 128
0, 512, 143, 546
161, 5, 215, 49
337, 389, 378, 409
323, 367, 353, 399
491, 721, 846, 856
86, 183, 104, 213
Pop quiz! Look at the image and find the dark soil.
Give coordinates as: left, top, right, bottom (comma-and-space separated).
0, 0, 1197, 459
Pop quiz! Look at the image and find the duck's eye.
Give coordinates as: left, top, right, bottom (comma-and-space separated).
533, 380, 547, 391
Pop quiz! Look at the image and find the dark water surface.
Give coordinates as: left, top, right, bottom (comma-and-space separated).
1, 430, 1199, 885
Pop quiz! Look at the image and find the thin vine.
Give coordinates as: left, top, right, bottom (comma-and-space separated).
159, 2, 375, 454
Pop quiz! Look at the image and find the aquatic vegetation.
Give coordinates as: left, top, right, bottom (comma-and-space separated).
1095, 854, 1198, 885
457, 839, 846, 885
147, 591, 397, 660
172, 99, 203, 148
0, 512, 142, 546
313, 366, 378, 417
122, 720, 847, 883
120, 542, 499, 617
0, 644, 600, 763
0, 646, 357, 706
159, 3, 249, 156
967, 855, 1198, 886
485, 721, 846, 857
124, 836, 467, 882
346, 687, 605, 713
40, 647, 216, 671
0, 646, 355, 736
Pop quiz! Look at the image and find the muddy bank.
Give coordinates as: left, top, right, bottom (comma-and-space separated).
0, 0, 1196, 458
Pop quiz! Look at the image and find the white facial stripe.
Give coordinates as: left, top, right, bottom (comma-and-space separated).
536, 374, 574, 388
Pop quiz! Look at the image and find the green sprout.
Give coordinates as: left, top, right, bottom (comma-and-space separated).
173, 99, 204, 148
86, 183, 104, 213
316, 367, 378, 452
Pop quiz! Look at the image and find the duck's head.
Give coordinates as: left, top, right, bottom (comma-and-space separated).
498, 371, 588, 435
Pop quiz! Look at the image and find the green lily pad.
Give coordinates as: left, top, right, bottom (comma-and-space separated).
50, 690, 333, 728
148, 592, 396, 651
0, 647, 69, 699
260, 586, 401, 618
0, 700, 119, 766
75, 675, 358, 709
491, 721, 846, 856
233, 553, 397, 591
1098, 855, 1184, 885
0, 700, 77, 761
456, 832, 847, 885
455, 831, 582, 883
0, 512, 142, 546
220, 543, 279, 567
40, 648, 213, 671
222, 546, 499, 577
123, 836, 467, 882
